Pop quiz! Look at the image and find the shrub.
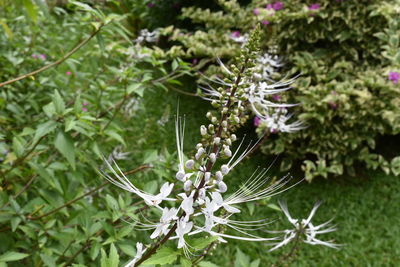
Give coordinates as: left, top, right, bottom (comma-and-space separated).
161, 0, 400, 180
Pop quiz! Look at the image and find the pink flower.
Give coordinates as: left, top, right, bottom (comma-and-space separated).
388, 71, 400, 84
32, 54, 38, 59
39, 54, 46, 60
261, 20, 270, 25
82, 107, 88, 112
309, 3, 321, 10
147, 2, 155, 8
254, 116, 261, 127
66, 71, 72, 76
266, 2, 283, 11
272, 2, 284, 11
83, 101, 89, 106
231, 31, 241, 38
253, 8, 260, 15
272, 94, 281, 101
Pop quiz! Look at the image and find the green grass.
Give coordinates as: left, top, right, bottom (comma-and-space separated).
141, 88, 400, 266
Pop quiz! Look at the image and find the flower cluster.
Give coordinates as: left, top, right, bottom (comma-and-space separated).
135, 29, 160, 44
255, 107, 305, 134
101, 26, 337, 267
269, 200, 340, 251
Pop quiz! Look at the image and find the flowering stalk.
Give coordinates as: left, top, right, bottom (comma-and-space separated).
101, 24, 338, 267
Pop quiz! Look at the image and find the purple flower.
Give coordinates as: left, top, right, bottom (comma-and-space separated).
309, 3, 321, 10
266, 2, 283, 11
388, 71, 400, 84
261, 20, 270, 25
272, 2, 284, 11
253, 8, 260, 15
32, 54, 38, 59
328, 101, 338, 110
147, 2, 155, 8
270, 128, 278, 134
82, 107, 88, 112
66, 71, 72, 76
83, 101, 89, 106
192, 58, 198, 65
272, 94, 281, 101
39, 54, 46, 60
231, 31, 241, 38
254, 116, 261, 127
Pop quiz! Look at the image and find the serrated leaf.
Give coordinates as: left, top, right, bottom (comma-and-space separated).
191, 236, 218, 250
54, 131, 75, 169
142, 247, 179, 265
33, 120, 57, 144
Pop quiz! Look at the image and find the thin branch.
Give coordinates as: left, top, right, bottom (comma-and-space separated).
0, 23, 106, 88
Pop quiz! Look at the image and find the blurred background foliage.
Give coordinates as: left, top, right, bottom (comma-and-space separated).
0, 0, 399, 266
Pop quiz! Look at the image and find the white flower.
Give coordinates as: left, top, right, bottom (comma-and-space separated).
124, 242, 147, 267
218, 181, 227, 193
183, 180, 193, 191
185, 159, 195, 169
269, 200, 340, 251
150, 207, 178, 239
176, 217, 194, 249
209, 153, 217, 163
200, 125, 207, 135
135, 29, 159, 44
101, 160, 175, 208
259, 108, 306, 133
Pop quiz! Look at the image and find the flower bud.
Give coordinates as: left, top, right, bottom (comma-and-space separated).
176, 171, 186, 181
195, 148, 205, 160
221, 164, 229, 175
215, 171, 223, 181
199, 188, 206, 199
218, 181, 227, 193
211, 117, 218, 124
221, 120, 228, 127
206, 112, 212, 119
204, 172, 211, 182
213, 137, 221, 144
209, 153, 216, 163
196, 143, 203, 149
231, 134, 237, 141
200, 125, 207, 136
224, 148, 232, 157
234, 116, 240, 124
185, 159, 195, 169
184, 180, 192, 191
225, 138, 232, 146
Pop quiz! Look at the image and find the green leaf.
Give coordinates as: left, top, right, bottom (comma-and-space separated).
54, 131, 75, 169
198, 261, 220, 267
180, 257, 192, 267
52, 90, 65, 114
0, 251, 29, 262
105, 130, 126, 146
40, 253, 56, 267
22, 0, 38, 23
127, 83, 144, 97
234, 248, 249, 267
190, 236, 218, 250
33, 120, 57, 144
0, 20, 13, 39
109, 244, 119, 267
142, 247, 179, 265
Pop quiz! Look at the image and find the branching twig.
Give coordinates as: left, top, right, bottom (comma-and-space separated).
0, 23, 106, 88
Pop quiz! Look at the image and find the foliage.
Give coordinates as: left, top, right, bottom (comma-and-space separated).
0, 1, 193, 266
160, 0, 400, 180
